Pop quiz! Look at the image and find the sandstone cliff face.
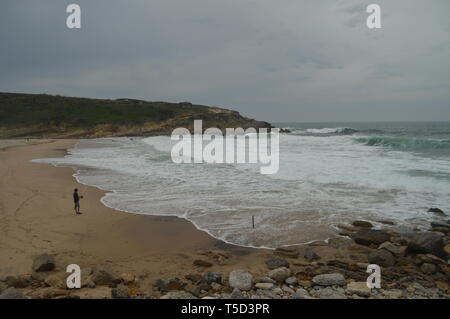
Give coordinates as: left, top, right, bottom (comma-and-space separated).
0, 93, 273, 138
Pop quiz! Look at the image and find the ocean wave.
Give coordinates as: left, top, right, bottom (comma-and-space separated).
306, 127, 358, 135
285, 127, 358, 136
354, 136, 450, 151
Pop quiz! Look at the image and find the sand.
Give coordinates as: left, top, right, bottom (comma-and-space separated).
0, 139, 270, 290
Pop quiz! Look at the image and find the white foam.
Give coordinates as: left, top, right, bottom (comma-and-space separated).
33, 135, 450, 248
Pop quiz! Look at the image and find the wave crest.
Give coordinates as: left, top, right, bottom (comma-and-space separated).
355, 136, 450, 151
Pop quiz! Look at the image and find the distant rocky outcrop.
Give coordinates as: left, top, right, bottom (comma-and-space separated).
0, 92, 274, 138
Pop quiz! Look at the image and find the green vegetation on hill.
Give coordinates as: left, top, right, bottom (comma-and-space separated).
0, 92, 272, 138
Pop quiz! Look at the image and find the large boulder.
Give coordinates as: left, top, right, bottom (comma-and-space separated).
351, 229, 391, 246
368, 249, 396, 267
228, 270, 253, 291
32, 253, 55, 272
407, 233, 445, 258
312, 273, 346, 286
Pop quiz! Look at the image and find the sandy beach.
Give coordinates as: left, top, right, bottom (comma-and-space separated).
0, 139, 272, 297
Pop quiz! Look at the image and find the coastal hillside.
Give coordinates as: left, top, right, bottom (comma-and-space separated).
0, 92, 273, 138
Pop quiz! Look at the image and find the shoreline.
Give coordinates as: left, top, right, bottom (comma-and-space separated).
1, 139, 449, 299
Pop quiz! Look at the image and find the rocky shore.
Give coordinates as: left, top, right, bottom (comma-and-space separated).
1, 215, 449, 299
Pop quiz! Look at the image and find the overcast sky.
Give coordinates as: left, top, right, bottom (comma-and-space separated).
1, 0, 449, 122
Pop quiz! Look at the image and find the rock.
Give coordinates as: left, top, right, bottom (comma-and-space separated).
28, 287, 70, 299
183, 284, 200, 297
318, 287, 347, 299
416, 254, 447, 265
160, 291, 197, 299
257, 276, 277, 284
285, 276, 298, 286
282, 285, 295, 294
90, 266, 116, 286
382, 289, 404, 299
298, 280, 312, 288
120, 273, 135, 285
378, 242, 407, 257
111, 284, 131, 299
230, 288, 244, 299
273, 287, 283, 295
210, 282, 222, 291
228, 270, 253, 291
203, 272, 222, 284
444, 244, 450, 255
185, 273, 203, 284
312, 273, 346, 287
4, 275, 30, 288
352, 229, 391, 246
346, 281, 371, 297
357, 262, 369, 269
292, 288, 310, 299
255, 283, 274, 290
85, 281, 96, 289
435, 281, 449, 293
304, 248, 320, 261
352, 220, 373, 228
428, 208, 446, 216
256, 289, 278, 299
265, 257, 289, 270
377, 220, 395, 225
430, 221, 450, 229
193, 259, 212, 267
274, 247, 299, 258
268, 267, 291, 283
32, 253, 55, 272
368, 249, 396, 267
407, 232, 445, 258
420, 263, 437, 274
154, 277, 185, 292
0, 287, 25, 299
44, 274, 66, 289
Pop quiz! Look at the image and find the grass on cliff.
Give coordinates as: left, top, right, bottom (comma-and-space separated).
0, 92, 215, 128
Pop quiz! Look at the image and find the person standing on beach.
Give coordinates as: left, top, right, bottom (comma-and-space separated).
73, 188, 82, 214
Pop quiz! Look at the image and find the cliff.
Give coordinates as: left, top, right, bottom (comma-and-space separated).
0, 92, 273, 138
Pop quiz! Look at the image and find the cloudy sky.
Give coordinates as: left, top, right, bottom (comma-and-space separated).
1, 0, 449, 122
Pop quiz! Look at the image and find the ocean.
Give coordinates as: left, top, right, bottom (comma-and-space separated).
34, 122, 450, 249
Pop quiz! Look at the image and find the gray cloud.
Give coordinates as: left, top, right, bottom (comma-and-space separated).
1, 0, 449, 122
